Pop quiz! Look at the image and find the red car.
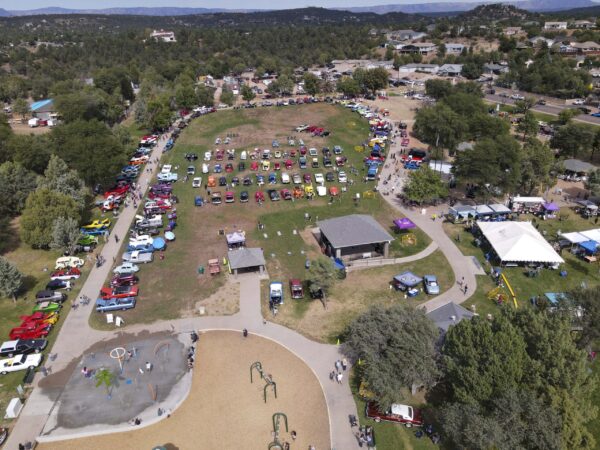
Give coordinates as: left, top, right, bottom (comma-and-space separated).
401, 138, 410, 147
100, 285, 139, 299
273, 162, 281, 171
110, 274, 139, 287
255, 191, 265, 202
50, 267, 81, 281
290, 149, 297, 158
285, 160, 293, 169
250, 161, 259, 171
299, 147, 307, 155
10, 324, 51, 340
366, 402, 423, 427
19, 312, 57, 328
148, 191, 171, 200
225, 163, 234, 173
215, 150, 224, 161
303, 173, 312, 183
281, 189, 292, 200
104, 185, 129, 199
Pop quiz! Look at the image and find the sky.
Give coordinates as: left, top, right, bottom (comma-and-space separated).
1, 0, 481, 10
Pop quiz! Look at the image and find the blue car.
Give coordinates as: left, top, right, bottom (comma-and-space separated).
268, 173, 277, 184
214, 164, 222, 173
591, 112, 600, 118
194, 196, 204, 206
81, 228, 108, 236
96, 296, 136, 312
126, 243, 155, 253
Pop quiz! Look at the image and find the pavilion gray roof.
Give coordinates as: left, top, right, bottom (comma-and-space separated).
563, 159, 596, 173
318, 214, 393, 249
426, 302, 475, 332
227, 248, 265, 270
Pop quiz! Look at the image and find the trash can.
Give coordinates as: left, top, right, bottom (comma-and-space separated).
198, 266, 205, 275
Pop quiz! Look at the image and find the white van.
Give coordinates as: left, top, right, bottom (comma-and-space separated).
240, 151, 247, 160
202, 163, 209, 174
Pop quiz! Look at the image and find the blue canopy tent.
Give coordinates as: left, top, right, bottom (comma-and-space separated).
579, 240, 599, 255
393, 271, 422, 296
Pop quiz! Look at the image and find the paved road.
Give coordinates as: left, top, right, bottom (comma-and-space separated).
484, 93, 600, 126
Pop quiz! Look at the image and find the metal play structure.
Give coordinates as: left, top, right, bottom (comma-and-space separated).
401, 233, 416, 246
250, 361, 278, 403
268, 412, 289, 450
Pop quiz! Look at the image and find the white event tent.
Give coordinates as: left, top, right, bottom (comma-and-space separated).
477, 221, 564, 265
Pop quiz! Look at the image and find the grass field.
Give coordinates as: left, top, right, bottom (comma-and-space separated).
261, 250, 452, 343
90, 103, 431, 328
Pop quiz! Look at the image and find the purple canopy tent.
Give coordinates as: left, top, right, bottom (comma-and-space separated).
393, 218, 416, 230
542, 202, 559, 212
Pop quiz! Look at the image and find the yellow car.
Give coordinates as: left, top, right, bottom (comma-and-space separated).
304, 185, 314, 198
261, 160, 271, 171
81, 219, 111, 230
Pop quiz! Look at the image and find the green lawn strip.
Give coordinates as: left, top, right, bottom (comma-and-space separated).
0, 227, 97, 426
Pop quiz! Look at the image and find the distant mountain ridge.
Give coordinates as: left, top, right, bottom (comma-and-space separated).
2, 0, 596, 17
345, 0, 597, 14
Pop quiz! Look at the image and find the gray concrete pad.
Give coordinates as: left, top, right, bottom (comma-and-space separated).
41, 334, 189, 433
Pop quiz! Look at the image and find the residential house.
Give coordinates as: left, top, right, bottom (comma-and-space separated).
503, 26, 523, 36
544, 22, 567, 30
398, 63, 440, 74
529, 36, 554, 47
426, 302, 475, 334
444, 43, 465, 55
438, 64, 463, 76
150, 29, 176, 42
572, 20, 596, 29
30, 99, 55, 121
556, 43, 578, 55
570, 41, 600, 55
483, 63, 509, 75
399, 43, 437, 55
387, 29, 427, 42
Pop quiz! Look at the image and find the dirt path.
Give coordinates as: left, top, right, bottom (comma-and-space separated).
38, 331, 330, 450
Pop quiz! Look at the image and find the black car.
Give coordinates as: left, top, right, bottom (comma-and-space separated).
243, 176, 252, 186
231, 176, 240, 186
115, 174, 136, 183
268, 189, 280, 201
240, 191, 249, 203
0, 339, 48, 358
238, 162, 246, 171
219, 176, 227, 187
325, 172, 335, 182
46, 279, 72, 291
322, 147, 331, 156
323, 157, 332, 168
35, 290, 67, 303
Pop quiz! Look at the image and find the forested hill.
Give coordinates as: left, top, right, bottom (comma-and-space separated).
0, 7, 422, 31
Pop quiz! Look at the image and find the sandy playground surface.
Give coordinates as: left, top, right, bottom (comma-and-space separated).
39, 331, 330, 450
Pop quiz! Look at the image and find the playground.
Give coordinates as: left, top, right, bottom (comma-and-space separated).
38, 331, 329, 450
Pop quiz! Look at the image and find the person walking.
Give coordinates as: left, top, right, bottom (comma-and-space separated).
464, 284, 468, 295
337, 372, 343, 384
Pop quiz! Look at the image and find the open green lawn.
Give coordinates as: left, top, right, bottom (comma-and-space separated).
442, 210, 600, 317
90, 104, 431, 329
0, 220, 95, 429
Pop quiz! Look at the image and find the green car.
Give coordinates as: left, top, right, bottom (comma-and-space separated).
78, 235, 98, 246
33, 302, 62, 313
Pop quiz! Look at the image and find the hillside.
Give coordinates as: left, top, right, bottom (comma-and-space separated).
460, 3, 533, 20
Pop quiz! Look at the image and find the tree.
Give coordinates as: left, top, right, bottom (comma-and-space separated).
519, 138, 555, 194
558, 108, 580, 124
240, 84, 256, 103
95, 368, 116, 396
50, 216, 82, 255
361, 67, 388, 94
145, 97, 172, 131
0, 161, 38, 217
453, 134, 521, 195
0, 256, 23, 303
306, 257, 340, 300
6, 134, 51, 174
49, 120, 128, 187
21, 189, 80, 248
517, 111, 539, 141
337, 77, 360, 97
413, 104, 466, 153
38, 155, 89, 209
220, 86, 235, 106
403, 166, 448, 204
342, 304, 439, 407
174, 84, 197, 109
461, 62, 482, 80
196, 85, 215, 107
12, 98, 29, 120
550, 122, 595, 159
586, 169, 600, 196
565, 287, 600, 349
425, 79, 453, 100
303, 72, 321, 96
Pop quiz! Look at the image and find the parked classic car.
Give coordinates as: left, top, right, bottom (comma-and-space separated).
366, 402, 423, 427
0, 353, 43, 375
96, 297, 137, 312
100, 285, 139, 299
0, 339, 47, 358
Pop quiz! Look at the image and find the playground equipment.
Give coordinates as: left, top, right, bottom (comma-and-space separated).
354, 145, 365, 152
401, 233, 417, 246
110, 347, 126, 373
501, 273, 518, 308
363, 191, 375, 199
268, 412, 289, 450
250, 361, 278, 403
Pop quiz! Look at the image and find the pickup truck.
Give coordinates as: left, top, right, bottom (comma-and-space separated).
0, 353, 43, 375
0, 339, 47, 357
270, 282, 283, 305
135, 214, 163, 228
366, 402, 423, 427
122, 251, 153, 264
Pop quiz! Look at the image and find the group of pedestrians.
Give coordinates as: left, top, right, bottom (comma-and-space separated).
330, 358, 348, 384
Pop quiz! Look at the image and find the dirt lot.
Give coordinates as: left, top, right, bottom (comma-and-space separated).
39, 331, 329, 450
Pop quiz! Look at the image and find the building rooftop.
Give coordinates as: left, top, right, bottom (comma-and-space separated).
318, 214, 393, 249
227, 248, 265, 270
426, 302, 475, 331
30, 99, 54, 111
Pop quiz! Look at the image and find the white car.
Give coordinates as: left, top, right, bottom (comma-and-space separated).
129, 235, 153, 247
161, 164, 172, 174
295, 124, 308, 132
55, 257, 84, 270
192, 177, 202, 188
113, 262, 140, 275
316, 185, 327, 197
292, 173, 302, 184
157, 172, 178, 182
314, 173, 324, 184
338, 171, 347, 183
0, 354, 42, 375
308, 148, 318, 156
573, 99, 585, 105
240, 151, 247, 160
204, 151, 212, 161
510, 94, 524, 100
202, 163, 209, 174
281, 173, 290, 184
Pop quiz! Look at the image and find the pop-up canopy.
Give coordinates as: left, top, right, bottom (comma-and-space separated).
393, 218, 416, 230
